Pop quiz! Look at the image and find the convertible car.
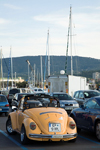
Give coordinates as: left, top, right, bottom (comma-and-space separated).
6, 94, 77, 144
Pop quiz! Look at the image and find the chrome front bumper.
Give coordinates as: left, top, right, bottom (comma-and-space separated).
29, 133, 77, 139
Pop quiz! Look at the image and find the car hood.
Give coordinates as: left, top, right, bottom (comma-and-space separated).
59, 100, 78, 104
24, 107, 68, 134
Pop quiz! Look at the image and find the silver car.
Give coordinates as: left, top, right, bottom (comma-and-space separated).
50, 92, 79, 114
73, 90, 100, 106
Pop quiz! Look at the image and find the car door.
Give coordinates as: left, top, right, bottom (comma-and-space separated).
73, 91, 79, 103
81, 99, 99, 130
78, 91, 85, 106
16, 98, 25, 131
77, 99, 98, 129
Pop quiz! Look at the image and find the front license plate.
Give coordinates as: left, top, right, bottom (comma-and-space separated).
52, 135, 63, 138
0, 108, 2, 111
49, 123, 61, 132
65, 107, 72, 110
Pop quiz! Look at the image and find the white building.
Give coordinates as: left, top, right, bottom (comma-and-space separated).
93, 72, 100, 80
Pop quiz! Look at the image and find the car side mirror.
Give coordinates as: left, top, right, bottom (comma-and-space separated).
80, 104, 84, 109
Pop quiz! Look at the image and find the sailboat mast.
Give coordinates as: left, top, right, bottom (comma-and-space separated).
0, 47, 2, 90
11, 46, 13, 88
70, 6, 73, 75
48, 30, 50, 76
40, 56, 43, 88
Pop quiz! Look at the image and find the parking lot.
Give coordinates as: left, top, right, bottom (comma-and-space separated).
0, 113, 100, 150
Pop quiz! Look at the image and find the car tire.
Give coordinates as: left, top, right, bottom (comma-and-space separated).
77, 127, 81, 133
95, 121, 100, 141
6, 118, 16, 135
71, 138, 77, 142
5, 112, 9, 116
20, 125, 29, 144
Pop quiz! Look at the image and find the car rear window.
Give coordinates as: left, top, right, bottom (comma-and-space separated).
9, 89, 20, 94
53, 94, 73, 100
18, 94, 29, 100
0, 96, 7, 102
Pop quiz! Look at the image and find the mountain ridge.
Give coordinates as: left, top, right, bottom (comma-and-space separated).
1, 55, 100, 80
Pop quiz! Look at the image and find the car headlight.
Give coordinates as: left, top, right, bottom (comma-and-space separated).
73, 103, 79, 107
30, 122, 36, 130
60, 104, 65, 107
69, 121, 76, 129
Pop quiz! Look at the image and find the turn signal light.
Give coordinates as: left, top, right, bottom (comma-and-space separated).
69, 121, 75, 129
30, 122, 36, 130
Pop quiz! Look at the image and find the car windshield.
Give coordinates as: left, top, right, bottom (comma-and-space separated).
53, 94, 73, 100
18, 94, 27, 100
0, 96, 7, 102
84, 91, 100, 98
9, 89, 20, 94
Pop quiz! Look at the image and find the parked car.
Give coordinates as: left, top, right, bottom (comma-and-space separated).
0, 95, 9, 116
6, 94, 77, 144
73, 90, 100, 106
11, 93, 34, 111
50, 92, 79, 114
0, 90, 9, 98
32, 87, 44, 94
70, 96, 100, 141
7, 88, 22, 106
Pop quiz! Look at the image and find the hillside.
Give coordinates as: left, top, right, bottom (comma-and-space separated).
1, 55, 100, 80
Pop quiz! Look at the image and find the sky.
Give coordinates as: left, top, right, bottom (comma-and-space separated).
0, 0, 100, 59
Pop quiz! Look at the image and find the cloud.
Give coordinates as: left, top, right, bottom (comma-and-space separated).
4, 4, 22, 10
33, 14, 68, 27
0, 18, 10, 24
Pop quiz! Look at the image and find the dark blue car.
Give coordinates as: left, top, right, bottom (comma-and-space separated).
0, 95, 9, 116
70, 96, 100, 141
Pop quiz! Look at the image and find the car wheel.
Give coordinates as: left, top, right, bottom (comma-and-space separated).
95, 121, 100, 141
71, 138, 77, 142
6, 118, 16, 135
21, 125, 29, 144
5, 112, 9, 116
77, 127, 81, 133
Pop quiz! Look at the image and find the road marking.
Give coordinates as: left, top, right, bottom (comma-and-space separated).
79, 135, 100, 145
0, 130, 45, 150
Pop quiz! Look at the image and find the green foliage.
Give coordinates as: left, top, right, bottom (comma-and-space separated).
16, 81, 27, 88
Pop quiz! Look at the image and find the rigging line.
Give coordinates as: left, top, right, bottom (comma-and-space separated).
73, 26, 79, 75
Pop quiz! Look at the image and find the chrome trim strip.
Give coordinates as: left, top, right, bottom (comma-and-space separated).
40, 111, 62, 115
29, 133, 77, 138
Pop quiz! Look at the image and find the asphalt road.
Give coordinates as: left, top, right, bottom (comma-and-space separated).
0, 112, 100, 150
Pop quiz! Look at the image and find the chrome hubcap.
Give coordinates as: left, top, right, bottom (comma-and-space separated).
21, 131, 24, 141
7, 120, 13, 133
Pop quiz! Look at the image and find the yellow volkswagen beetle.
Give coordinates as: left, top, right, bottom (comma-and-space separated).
6, 94, 77, 144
